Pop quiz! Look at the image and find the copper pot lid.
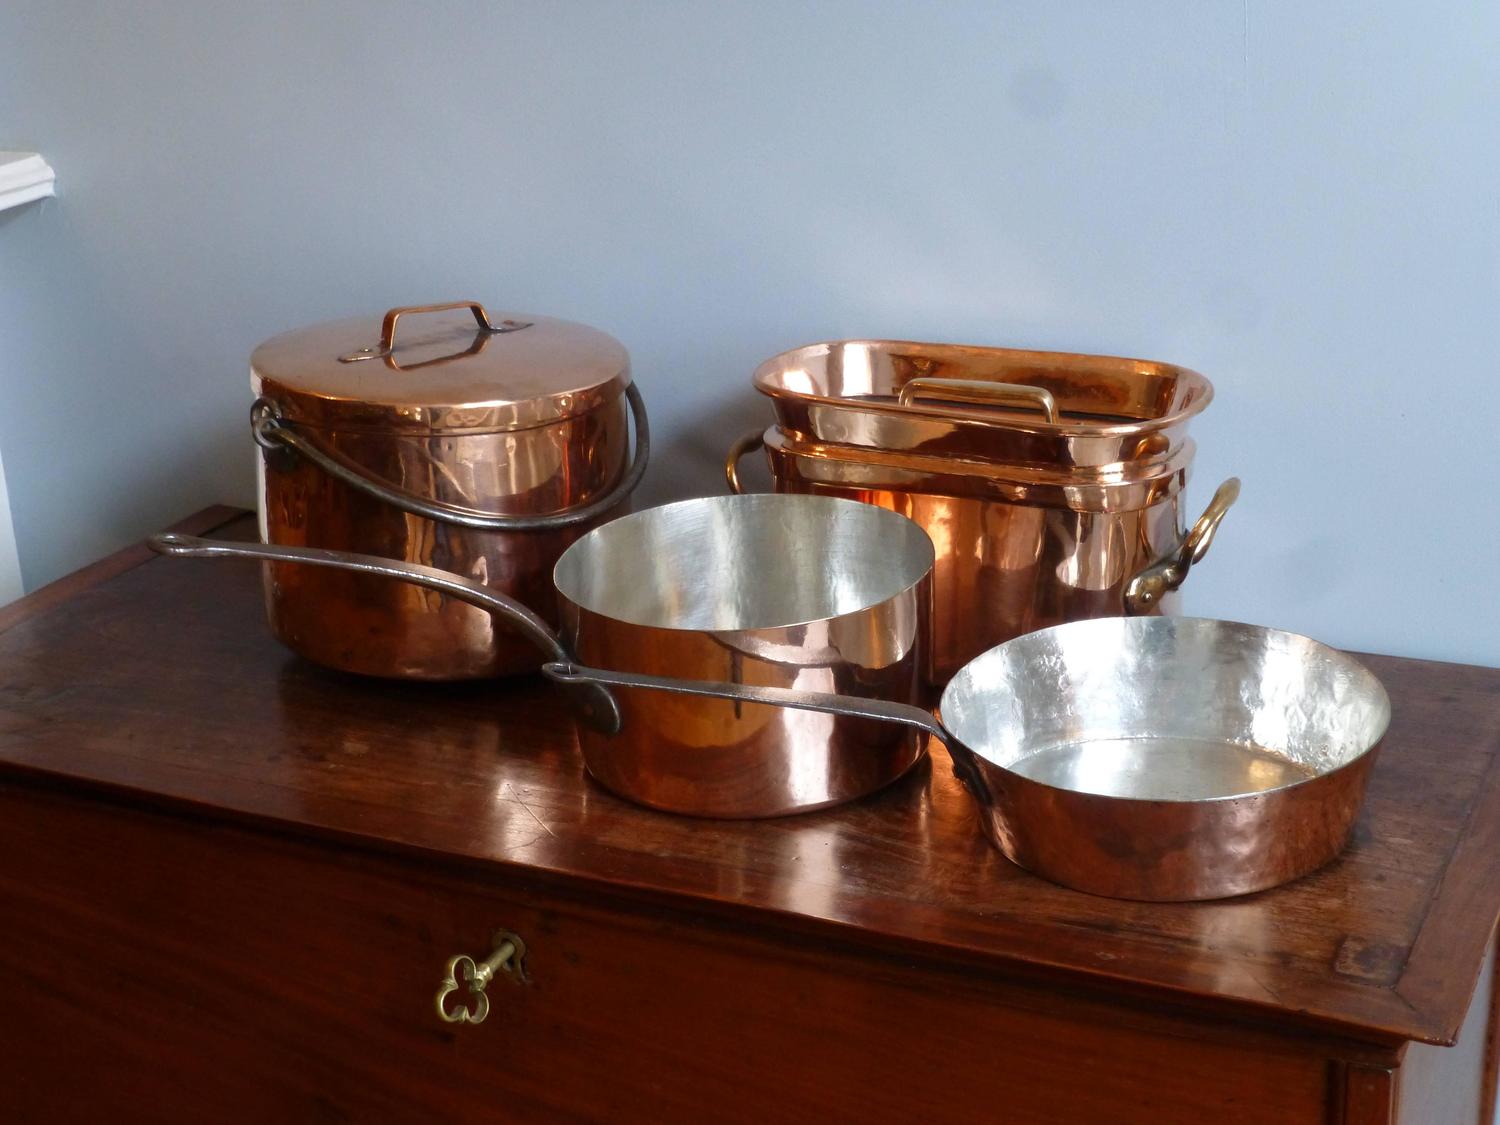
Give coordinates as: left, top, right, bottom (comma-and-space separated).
753, 339, 1212, 459
251, 301, 631, 434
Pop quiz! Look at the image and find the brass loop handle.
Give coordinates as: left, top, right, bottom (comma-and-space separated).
724, 428, 767, 494
1123, 477, 1241, 615
435, 930, 528, 1025
250, 382, 650, 532
897, 377, 1059, 424
1183, 476, 1240, 565
338, 301, 531, 364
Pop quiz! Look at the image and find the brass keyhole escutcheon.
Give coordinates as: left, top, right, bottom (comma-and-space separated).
434, 930, 528, 1025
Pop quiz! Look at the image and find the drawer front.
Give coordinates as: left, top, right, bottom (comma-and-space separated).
0, 783, 1336, 1124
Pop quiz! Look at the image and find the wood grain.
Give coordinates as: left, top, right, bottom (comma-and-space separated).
0, 510, 1496, 1054
0, 783, 1340, 1125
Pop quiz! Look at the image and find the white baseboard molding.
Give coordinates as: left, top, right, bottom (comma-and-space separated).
0, 152, 56, 212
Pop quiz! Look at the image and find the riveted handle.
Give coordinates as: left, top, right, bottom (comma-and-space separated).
897, 377, 1059, 424
1124, 477, 1241, 614
435, 930, 528, 1025
338, 301, 531, 364
724, 428, 767, 493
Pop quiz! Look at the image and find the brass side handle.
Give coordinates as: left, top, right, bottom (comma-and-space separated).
1123, 477, 1241, 614
434, 930, 529, 1025
724, 428, 767, 494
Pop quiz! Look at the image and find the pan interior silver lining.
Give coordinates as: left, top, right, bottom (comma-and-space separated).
553, 493, 934, 631
1006, 737, 1317, 801
941, 616, 1391, 801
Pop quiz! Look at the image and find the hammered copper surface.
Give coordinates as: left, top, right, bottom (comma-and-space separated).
942, 617, 1391, 901
553, 495, 936, 818
756, 427, 1211, 682
753, 339, 1212, 467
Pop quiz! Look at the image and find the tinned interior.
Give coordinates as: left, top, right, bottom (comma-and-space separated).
553, 493, 935, 631
941, 616, 1391, 796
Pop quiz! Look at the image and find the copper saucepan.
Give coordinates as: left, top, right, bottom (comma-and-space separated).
546, 616, 1391, 901
151, 494, 936, 819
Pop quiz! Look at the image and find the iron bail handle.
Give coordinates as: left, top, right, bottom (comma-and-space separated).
435, 930, 528, 1025
251, 381, 651, 532
1123, 477, 1241, 615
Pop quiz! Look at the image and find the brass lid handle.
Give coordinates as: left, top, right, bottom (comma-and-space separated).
897, 377, 1059, 424
338, 301, 532, 364
435, 930, 528, 1025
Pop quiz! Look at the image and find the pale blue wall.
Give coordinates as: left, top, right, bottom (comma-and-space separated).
1, 1, 1496, 664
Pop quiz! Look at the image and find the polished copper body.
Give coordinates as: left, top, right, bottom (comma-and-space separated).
749, 426, 1227, 682
252, 304, 634, 680
560, 603, 928, 817
955, 745, 1380, 901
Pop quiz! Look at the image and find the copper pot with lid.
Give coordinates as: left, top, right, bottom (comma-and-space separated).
727, 339, 1236, 683
250, 300, 649, 680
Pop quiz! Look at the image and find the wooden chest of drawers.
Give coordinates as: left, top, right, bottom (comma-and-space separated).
0, 508, 1496, 1123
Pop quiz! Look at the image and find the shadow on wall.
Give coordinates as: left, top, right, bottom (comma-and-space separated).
634, 384, 769, 509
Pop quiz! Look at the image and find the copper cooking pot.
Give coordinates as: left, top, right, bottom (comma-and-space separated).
150, 494, 936, 818
249, 300, 649, 680
728, 339, 1235, 682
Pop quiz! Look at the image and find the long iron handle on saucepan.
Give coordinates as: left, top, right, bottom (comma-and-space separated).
252, 383, 651, 533
147, 534, 623, 733
542, 660, 993, 799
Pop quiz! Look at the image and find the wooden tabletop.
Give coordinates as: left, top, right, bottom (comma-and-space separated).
1, 507, 1497, 1048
